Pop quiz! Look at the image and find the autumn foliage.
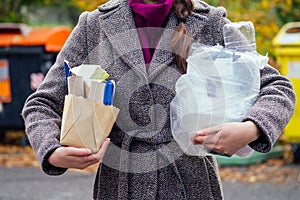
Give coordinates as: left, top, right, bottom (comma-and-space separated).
207, 0, 300, 57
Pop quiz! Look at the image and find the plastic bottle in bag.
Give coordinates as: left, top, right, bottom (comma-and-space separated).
223, 21, 256, 52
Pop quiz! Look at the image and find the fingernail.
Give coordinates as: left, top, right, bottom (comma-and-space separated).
85, 148, 92, 154
197, 130, 205, 136
192, 138, 200, 145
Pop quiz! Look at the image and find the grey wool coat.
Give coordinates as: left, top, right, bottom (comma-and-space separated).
22, 0, 295, 199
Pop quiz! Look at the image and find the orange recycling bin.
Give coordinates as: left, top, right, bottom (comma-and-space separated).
0, 23, 71, 129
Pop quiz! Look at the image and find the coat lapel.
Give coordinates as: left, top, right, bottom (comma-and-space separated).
147, 12, 177, 81
98, 0, 147, 79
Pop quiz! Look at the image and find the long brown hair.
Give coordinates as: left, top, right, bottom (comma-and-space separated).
171, 0, 194, 74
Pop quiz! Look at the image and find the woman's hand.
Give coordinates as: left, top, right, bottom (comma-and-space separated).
192, 121, 260, 156
48, 138, 110, 170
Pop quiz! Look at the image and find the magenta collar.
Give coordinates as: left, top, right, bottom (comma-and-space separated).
129, 0, 174, 28
129, 0, 174, 64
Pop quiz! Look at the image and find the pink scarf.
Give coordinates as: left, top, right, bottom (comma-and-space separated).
129, 0, 174, 64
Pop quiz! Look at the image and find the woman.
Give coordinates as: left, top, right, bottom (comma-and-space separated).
22, 0, 295, 199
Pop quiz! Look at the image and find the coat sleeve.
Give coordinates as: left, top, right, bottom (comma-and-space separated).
244, 65, 295, 152
22, 11, 90, 175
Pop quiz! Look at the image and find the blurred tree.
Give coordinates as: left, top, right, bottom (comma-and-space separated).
275, 0, 300, 25
0, 0, 40, 22
73, 0, 108, 11
0, 0, 108, 25
206, 0, 300, 56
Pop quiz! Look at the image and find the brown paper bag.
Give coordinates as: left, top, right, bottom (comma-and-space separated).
60, 94, 119, 153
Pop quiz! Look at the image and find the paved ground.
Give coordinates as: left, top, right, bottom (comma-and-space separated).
222, 181, 299, 200
0, 167, 299, 200
0, 167, 94, 200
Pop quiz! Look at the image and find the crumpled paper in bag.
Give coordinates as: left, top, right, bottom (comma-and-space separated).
60, 94, 119, 153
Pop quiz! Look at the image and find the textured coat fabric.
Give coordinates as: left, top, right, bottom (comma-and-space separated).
22, 0, 295, 199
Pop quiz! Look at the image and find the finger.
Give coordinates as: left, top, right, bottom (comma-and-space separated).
83, 154, 99, 165
193, 131, 222, 145
94, 138, 110, 161
202, 142, 220, 151
75, 139, 111, 165
192, 138, 225, 155
196, 124, 224, 136
193, 136, 217, 145
192, 136, 205, 144
192, 139, 231, 157
82, 139, 110, 165
67, 154, 98, 169
64, 147, 92, 157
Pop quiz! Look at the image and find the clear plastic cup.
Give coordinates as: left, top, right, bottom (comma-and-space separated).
223, 21, 256, 52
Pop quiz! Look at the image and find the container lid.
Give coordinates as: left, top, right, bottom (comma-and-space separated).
0, 23, 71, 52
272, 22, 300, 47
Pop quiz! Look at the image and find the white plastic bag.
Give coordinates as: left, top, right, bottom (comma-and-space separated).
170, 22, 269, 157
